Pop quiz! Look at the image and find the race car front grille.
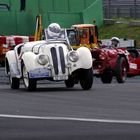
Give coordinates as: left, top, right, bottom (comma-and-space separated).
51, 47, 59, 74
51, 47, 66, 75
59, 47, 65, 74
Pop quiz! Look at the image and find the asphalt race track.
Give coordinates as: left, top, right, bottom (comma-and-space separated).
0, 67, 140, 140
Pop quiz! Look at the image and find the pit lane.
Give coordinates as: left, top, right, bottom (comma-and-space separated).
0, 66, 140, 140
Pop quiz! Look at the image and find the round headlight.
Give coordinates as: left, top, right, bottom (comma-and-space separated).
37, 54, 49, 65
68, 51, 79, 62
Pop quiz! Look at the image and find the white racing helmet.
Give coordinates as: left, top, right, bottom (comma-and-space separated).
111, 37, 120, 47
47, 23, 61, 37
111, 37, 120, 43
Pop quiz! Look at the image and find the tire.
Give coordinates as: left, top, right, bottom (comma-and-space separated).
9, 75, 20, 89
65, 75, 75, 88
79, 68, 93, 90
115, 57, 127, 83
101, 70, 113, 83
22, 64, 37, 91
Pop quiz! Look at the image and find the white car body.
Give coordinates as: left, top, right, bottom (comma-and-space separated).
5, 29, 93, 90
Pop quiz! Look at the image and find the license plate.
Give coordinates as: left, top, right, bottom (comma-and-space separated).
29, 68, 51, 78
130, 63, 137, 69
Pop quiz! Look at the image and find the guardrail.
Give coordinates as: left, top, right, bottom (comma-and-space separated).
101, 38, 136, 48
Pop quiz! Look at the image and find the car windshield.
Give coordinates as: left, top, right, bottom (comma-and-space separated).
44, 28, 66, 42
66, 29, 77, 46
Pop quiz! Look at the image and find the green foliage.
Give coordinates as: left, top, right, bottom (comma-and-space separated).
99, 23, 140, 47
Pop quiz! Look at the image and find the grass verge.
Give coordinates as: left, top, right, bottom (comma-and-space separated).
99, 22, 140, 47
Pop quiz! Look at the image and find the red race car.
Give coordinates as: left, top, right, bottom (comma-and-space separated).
91, 37, 140, 83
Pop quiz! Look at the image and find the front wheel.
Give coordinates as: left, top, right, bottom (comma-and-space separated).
79, 68, 93, 90
115, 57, 127, 83
65, 75, 75, 88
22, 64, 37, 91
101, 70, 113, 83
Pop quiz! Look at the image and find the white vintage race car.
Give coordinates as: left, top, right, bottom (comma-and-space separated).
5, 29, 93, 91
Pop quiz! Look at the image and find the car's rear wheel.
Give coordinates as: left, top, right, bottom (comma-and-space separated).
79, 68, 93, 90
22, 64, 37, 91
7, 60, 20, 89
101, 70, 113, 83
9, 74, 20, 89
115, 57, 127, 83
65, 75, 75, 88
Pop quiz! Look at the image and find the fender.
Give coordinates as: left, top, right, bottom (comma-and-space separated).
71, 47, 92, 72
5, 50, 19, 77
21, 51, 40, 72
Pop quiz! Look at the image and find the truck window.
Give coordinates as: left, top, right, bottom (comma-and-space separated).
67, 30, 77, 46
89, 28, 94, 43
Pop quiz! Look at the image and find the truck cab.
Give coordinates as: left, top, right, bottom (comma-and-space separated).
68, 24, 99, 49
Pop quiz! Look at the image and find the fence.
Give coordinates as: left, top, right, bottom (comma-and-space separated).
103, 0, 140, 19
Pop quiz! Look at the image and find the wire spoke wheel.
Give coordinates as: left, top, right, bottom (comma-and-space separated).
115, 57, 127, 83
22, 64, 37, 91
22, 66, 29, 88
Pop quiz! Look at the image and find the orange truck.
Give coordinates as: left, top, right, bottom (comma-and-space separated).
67, 24, 99, 49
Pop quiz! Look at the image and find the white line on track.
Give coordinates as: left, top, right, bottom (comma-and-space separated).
0, 114, 140, 124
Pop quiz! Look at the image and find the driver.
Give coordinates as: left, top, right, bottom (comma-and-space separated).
45, 23, 63, 39
111, 37, 120, 47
